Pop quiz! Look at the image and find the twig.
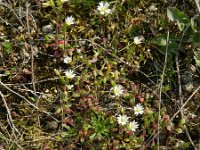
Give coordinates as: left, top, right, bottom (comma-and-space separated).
176, 24, 196, 149
0, 15, 9, 25
176, 55, 196, 149
0, 2, 26, 28
0, 51, 5, 67
19, 85, 42, 96
5, 77, 60, 86
145, 85, 200, 147
0, 91, 19, 136
26, 2, 40, 127
194, 0, 200, 14
0, 132, 24, 150
0, 80, 59, 122
1, 92, 24, 149
24, 133, 59, 143
25, 3, 36, 97
157, 30, 169, 149
170, 85, 200, 121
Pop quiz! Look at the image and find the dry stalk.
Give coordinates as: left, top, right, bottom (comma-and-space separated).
0, 2, 26, 28
0, 91, 19, 136
25, 2, 40, 127
157, 30, 169, 149
194, 0, 200, 14
25, 3, 36, 98
170, 85, 200, 121
176, 24, 196, 149
145, 85, 200, 147
176, 55, 196, 149
0, 80, 59, 122
0, 133, 24, 150
5, 77, 60, 86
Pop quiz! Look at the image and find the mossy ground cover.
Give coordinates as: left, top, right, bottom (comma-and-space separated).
0, 0, 200, 149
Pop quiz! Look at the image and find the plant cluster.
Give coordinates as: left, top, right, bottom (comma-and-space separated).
0, 0, 200, 149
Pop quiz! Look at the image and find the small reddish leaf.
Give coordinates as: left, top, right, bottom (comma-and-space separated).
58, 40, 68, 45
83, 130, 88, 137
139, 97, 144, 103
163, 114, 170, 122
64, 118, 75, 127
43, 144, 50, 150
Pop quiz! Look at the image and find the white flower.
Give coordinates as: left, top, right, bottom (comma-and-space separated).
65, 16, 75, 26
77, 49, 81, 53
134, 103, 144, 116
111, 85, 124, 97
134, 36, 145, 45
64, 70, 76, 79
63, 56, 72, 64
117, 115, 130, 126
97, 1, 111, 15
149, 4, 157, 11
128, 120, 139, 131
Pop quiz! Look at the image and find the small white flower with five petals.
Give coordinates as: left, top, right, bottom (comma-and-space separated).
97, 1, 111, 15
65, 16, 75, 26
128, 120, 139, 132
63, 56, 72, 64
111, 85, 124, 97
134, 103, 144, 116
134, 36, 145, 45
64, 69, 75, 79
117, 115, 130, 126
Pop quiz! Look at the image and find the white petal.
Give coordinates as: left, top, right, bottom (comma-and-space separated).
99, 2, 104, 7
104, 2, 109, 8
105, 9, 111, 14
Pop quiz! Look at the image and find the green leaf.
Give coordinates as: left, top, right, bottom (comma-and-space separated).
167, 7, 190, 24
192, 32, 200, 48
175, 128, 183, 134
111, 39, 119, 49
167, 7, 189, 23
45, 34, 55, 43
2, 42, 12, 54
152, 34, 178, 58
167, 7, 190, 31
162, 84, 170, 92
191, 16, 198, 32
54, 69, 61, 76
179, 118, 186, 126
194, 51, 200, 67
89, 133, 96, 140
42, 0, 55, 7
177, 22, 186, 31
152, 34, 167, 46
60, 76, 65, 84
60, 131, 68, 138
194, 57, 200, 67
72, 93, 80, 98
